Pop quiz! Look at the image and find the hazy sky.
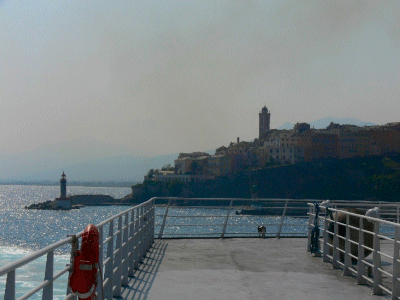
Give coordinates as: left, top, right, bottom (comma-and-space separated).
1, 1, 399, 157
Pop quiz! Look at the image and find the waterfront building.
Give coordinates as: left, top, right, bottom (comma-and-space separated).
264, 130, 299, 148
206, 155, 232, 176
253, 146, 270, 167
153, 173, 215, 182
55, 172, 71, 209
174, 152, 210, 174
368, 128, 400, 155
338, 127, 372, 159
268, 146, 305, 164
174, 157, 193, 174
294, 122, 310, 134
298, 131, 339, 161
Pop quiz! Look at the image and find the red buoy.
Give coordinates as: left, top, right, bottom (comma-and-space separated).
69, 224, 100, 300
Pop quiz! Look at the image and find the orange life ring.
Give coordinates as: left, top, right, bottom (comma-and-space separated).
69, 224, 100, 300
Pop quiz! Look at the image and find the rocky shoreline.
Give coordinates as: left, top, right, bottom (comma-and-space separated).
25, 200, 83, 210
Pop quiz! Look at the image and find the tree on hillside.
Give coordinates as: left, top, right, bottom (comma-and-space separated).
147, 169, 154, 179
161, 164, 175, 171
167, 179, 183, 196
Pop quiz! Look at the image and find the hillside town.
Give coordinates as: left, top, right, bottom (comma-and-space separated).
145, 107, 400, 183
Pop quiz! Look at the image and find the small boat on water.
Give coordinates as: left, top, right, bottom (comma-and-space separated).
236, 208, 271, 215
236, 204, 308, 216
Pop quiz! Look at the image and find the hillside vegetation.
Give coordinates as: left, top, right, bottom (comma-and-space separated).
129, 155, 400, 203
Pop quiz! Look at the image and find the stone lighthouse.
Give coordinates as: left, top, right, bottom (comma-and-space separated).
60, 171, 67, 198
55, 171, 71, 209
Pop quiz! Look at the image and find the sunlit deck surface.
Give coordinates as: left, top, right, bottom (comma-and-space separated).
118, 238, 390, 300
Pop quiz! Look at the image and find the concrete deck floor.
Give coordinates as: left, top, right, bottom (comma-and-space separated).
118, 238, 389, 300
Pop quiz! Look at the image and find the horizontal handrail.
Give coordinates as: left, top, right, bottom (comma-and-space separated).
0, 237, 73, 277
310, 205, 400, 227
152, 197, 400, 205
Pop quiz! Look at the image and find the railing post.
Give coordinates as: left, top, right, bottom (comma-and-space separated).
139, 205, 145, 262
113, 216, 123, 297
5, 270, 16, 300
343, 214, 351, 276
372, 220, 383, 295
146, 202, 152, 251
332, 212, 340, 269
393, 226, 400, 299
151, 199, 155, 242
128, 209, 135, 277
357, 217, 367, 285
137, 206, 142, 263
42, 251, 54, 299
143, 203, 150, 252
122, 212, 129, 286
307, 204, 314, 252
96, 226, 104, 297
221, 199, 234, 238
323, 211, 329, 262
277, 200, 288, 238
104, 221, 114, 299
66, 234, 78, 299
133, 207, 140, 270
149, 201, 154, 247
158, 199, 171, 239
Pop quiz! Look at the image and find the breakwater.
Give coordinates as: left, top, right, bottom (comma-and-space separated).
25, 193, 133, 210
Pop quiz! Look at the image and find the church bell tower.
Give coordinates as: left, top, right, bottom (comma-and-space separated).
259, 106, 271, 139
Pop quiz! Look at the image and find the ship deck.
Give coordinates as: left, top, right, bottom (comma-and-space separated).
118, 238, 389, 299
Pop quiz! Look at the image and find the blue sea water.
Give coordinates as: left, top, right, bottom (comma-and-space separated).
0, 185, 309, 299
0, 184, 131, 299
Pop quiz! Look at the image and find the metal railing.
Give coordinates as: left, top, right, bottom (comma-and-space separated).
2, 197, 400, 299
154, 197, 400, 239
307, 202, 400, 299
154, 197, 319, 239
0, 198, 155, 300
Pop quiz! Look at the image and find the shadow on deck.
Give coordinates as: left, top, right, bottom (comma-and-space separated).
117, 240, 168, 300
117, 238, 390, 300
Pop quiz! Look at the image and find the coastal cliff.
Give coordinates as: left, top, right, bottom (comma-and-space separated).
125, 155, 400, 202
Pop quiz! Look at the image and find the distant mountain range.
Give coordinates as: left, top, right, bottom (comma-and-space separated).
277, 117, 376, 130
0, 137, 179, 183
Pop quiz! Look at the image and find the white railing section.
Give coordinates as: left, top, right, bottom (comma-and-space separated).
154, 197, 321, 239
307, 202, 400, 299
0, 198, 155, 300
